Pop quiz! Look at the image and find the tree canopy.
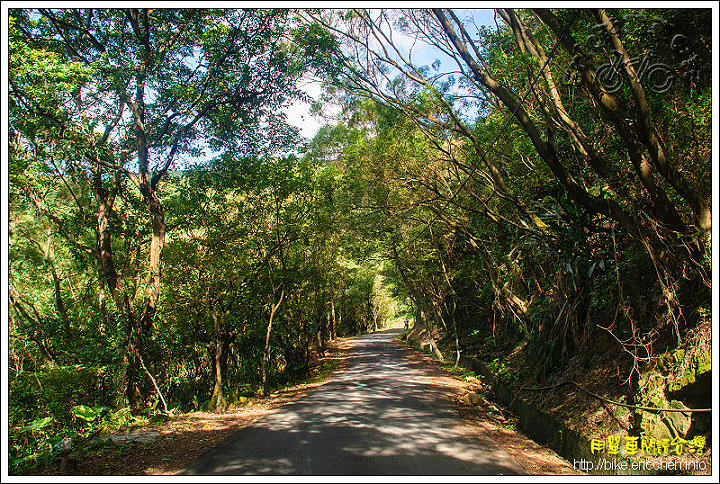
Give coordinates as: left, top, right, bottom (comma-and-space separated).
7, 7, 712, 473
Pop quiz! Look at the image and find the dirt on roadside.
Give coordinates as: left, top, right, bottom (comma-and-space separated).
394, 338, 580, 475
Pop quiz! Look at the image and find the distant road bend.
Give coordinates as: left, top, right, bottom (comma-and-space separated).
179, 328, 525, 475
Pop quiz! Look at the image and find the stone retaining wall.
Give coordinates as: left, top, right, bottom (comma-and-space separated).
455, 353, 653, 475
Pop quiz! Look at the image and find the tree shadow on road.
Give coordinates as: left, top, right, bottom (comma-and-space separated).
179, 329, 524, 476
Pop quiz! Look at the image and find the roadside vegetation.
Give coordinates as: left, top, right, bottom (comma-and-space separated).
8, 7, 711, 474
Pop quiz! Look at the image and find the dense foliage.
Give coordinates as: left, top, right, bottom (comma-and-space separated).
8, 8, 400, 466
7, 7, 711, 469
296, 6, 712, 443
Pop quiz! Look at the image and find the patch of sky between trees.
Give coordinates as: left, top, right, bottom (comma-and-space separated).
284, 9, 497, 140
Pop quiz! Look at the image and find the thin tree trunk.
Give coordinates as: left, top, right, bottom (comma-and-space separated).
209, 302, 225, 411
317, 324, 325, 358
97, 282, 108, 335
432, 9, 650, 242
48, 263, 71, 336
262, 288, 285, 396
330, 300, 336, 340
138, 351, 168, 413
38, 233, 72, 336
336, 301, 341, 339
323, 306, 330, 347
593, 9, 709, 235
444, 300, 461, 367
420, 305, 444, 362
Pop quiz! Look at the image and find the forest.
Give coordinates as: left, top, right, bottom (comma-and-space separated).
6, 8, 712, 472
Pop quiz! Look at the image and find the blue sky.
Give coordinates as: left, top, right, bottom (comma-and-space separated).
285, 8, 498, 140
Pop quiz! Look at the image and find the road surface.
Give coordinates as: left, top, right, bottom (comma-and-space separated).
179, 328, 525, 475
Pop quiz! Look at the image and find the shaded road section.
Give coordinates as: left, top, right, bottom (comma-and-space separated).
179, 328, 525, 475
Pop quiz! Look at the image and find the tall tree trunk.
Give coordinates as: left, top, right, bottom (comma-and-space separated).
140, 190, 165, 332
432, 9, 654, 245
93, 178, 146, 411
322, 304, 331, 348
49, 263, 71, 336
123, 335, 144, 412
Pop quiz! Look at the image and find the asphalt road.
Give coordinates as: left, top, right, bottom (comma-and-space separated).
179, 328, 526, 475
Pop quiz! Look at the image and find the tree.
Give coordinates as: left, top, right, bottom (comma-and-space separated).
9, 8, 308, 410
298, 8, 710, 379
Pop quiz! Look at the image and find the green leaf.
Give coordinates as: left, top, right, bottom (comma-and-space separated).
71, 404, 99, 422
23, 416, 53, 431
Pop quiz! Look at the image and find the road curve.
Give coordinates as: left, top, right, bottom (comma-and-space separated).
179, 328, 526, 475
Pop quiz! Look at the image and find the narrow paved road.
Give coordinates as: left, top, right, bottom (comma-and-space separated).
179, 328, 525, 475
